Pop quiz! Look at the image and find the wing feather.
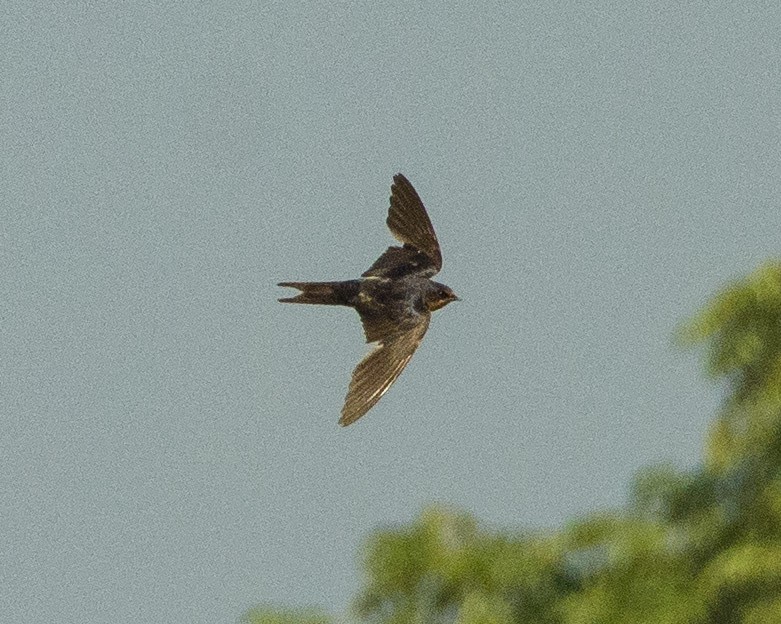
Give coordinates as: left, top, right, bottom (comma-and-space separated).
362, 245, 435, 278
385, 174, 442, 273
339, 315, 430, 426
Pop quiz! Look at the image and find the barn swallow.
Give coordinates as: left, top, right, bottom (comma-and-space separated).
278, 174, 458, 426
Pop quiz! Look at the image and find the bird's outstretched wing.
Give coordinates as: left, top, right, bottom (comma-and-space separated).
363, 174, 442, 278
339, 314, 430, 426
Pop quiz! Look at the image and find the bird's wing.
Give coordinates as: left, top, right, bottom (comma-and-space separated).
362, 174, 442, 278
339, 314, 431, 426
362, 246, 436, 279
358, 309, 406, 344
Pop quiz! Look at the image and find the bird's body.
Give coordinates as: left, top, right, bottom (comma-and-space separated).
278, 174, 458, 426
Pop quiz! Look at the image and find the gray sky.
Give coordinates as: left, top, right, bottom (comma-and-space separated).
3, 2, 780, 623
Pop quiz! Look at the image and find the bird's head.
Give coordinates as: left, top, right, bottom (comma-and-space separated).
425, 282, 460, 312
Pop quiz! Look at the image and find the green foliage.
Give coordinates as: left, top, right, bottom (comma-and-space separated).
240, 607, 332, 624
355, 507, 565, 624
558, 513, 705, 624
679, 260, 781, 474
247, 261, 781, 624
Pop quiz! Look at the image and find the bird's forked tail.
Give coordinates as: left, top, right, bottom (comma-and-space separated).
277, 281, 358, 306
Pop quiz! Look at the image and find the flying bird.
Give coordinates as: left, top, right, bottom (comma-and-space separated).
278, 174, 459, 426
